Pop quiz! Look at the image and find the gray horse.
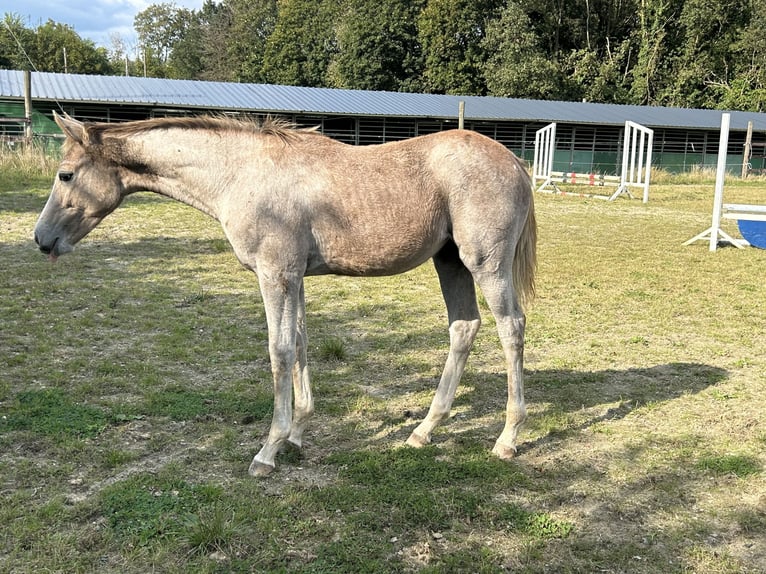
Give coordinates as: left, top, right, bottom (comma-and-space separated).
34, 113, 537, 476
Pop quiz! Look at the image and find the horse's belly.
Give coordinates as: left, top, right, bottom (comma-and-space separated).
307, 228, 448, 277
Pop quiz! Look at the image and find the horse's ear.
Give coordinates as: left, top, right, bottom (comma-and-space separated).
54, 111, 88, 145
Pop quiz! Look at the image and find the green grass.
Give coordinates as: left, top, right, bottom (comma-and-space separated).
1, 167, 765, 573
318, 336, 348, 362
2, 388, 112, 439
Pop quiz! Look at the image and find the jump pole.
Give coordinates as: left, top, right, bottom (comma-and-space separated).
683, 113, 740, 251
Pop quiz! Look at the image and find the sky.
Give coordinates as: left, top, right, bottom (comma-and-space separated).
3, 0, 205, 49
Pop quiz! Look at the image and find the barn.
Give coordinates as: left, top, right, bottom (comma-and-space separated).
2, 69, 766, 175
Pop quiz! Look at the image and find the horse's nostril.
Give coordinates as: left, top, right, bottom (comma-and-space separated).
34, 232, 40, 246
37, 236, 57, 255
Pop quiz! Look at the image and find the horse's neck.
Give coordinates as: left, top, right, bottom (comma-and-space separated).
124, 129, 242, 220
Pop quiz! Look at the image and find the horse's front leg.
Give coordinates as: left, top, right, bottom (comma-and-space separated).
249, 270, 302, 477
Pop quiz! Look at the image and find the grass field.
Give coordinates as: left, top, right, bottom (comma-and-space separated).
1, 165, 765, 573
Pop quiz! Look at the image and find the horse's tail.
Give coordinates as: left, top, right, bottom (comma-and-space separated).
513, 182, 537, 312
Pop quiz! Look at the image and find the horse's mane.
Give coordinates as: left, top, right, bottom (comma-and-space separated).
84, 115, 314, 144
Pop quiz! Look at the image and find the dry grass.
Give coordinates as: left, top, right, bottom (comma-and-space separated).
1, 170, 765, 573
0, 141, 59, 183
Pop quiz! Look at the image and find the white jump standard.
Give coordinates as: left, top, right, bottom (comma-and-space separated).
533, 120, 653, 203
684, 112, 766, 251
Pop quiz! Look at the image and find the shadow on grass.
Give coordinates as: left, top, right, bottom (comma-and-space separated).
353, 361, 728, 456
515, 362, 729, 452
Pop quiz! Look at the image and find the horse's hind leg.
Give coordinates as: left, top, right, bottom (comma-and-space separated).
472, 266, 527, 459
407, 242, 481, 448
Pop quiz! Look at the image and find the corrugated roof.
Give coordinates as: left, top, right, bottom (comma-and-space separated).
2, 69, 765, 131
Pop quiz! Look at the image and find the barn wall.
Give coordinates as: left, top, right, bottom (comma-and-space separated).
3, 99, 764, 175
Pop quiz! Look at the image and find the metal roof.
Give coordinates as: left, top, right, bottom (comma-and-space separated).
2, 69, 765, 131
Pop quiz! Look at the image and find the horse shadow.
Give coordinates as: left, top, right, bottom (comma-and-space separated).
353, 361, 728, 453
514, 362, 728, 453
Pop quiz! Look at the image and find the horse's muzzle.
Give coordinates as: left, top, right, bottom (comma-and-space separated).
34, 232, 58, 256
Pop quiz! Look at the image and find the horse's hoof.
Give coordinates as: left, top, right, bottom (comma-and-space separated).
406, 431, 430, 448
248, 459, 275, 477
492, 442, 518, 460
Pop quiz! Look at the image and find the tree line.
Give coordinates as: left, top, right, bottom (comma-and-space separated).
3, 0, 766, 111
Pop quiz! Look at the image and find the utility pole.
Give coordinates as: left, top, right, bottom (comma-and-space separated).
23, 69, 33, 145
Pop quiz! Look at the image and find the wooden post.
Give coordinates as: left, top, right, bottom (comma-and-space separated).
741, 121, 753, 178
458, 101, 465, 130
23, 69, 33, 144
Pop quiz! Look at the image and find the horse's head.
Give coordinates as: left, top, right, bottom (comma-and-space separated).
34, 113, 124, 261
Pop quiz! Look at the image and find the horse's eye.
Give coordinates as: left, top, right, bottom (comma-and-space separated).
58, 171, 74, 182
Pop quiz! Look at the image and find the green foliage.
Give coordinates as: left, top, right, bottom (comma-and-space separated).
260, 0, 340, 87
0, 15, 112, 74
329, 0, 424, 91
4, 0, 766, 108
169, 1, 235, 81
418, 0, 500, 94
134, 3, 189, 63
225, 0, 278, 82
482, 2, 564, 99
0, 14, 33, 69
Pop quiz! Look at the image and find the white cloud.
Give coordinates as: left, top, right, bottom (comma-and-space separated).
7, 0, 204, 48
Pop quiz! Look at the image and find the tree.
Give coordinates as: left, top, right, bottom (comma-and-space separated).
0, 14, 34, 70
224, 0, 278, 82
564, 41, 633, 103
418, 0, 501, 95
30, 20, 112, 74
725, 0, 766, 111
1, 14, 112, 74
627, 0, 684, 105
261, 0, 341, 87
165, 14, 204, 79
329, 0, 424, 91
134, 3, 194, 76
134, 3, 186, 62
193, 1, 237, 81
482, 2, 565, 99
662, 0, 750, 108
